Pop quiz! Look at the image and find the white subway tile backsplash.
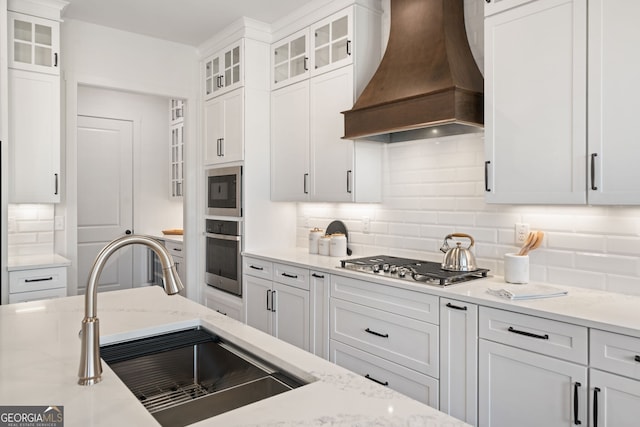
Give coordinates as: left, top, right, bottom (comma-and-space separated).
297, 134, 640, 296
8, 204, 55, 256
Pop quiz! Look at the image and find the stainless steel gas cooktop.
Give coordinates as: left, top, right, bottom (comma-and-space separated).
340, 255, 489, 286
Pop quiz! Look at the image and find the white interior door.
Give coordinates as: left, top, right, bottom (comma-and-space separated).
77, 115, 133, 293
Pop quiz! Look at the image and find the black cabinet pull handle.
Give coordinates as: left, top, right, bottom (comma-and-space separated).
271, 290, 276, 313
507, 326, 549, 340
172, 248, 182, 252
312, 273, 325, 278
304, 56, 308, 71
54, 52, 58, 67
446, 302, 468, 311
25, 277, 53, 283
303, 173, 309, 194
365, 328, 389, 338
635, 355, 640, 363
216, 309, 227, 316
574, 382, 582, 425
266, 289, 271, 311
54, 173, 59, 195
346, 170, 352, 193
365, 374, 388, 386
281, 272, 298, 279
593, 386, 601, 427
219, 138, 224, 156
591, 153, 598, 191
346, 40, 352, 56
484, 161, 491, 192
250, 265, 264, 271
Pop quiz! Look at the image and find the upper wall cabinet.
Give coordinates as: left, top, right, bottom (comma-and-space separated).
8, 11, 60, 75
310, 8, 353, 77
204, 88, 243, 165
587, 0, 640, 205
484, 0, 586, 204
204, 41, 242, 100
272, 28, 309, 90
485, 0, 640, 205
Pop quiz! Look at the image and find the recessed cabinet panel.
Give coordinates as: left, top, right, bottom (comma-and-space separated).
8, 69, 60, 203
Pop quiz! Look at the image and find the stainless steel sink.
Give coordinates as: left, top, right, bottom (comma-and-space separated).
101, 327, 307, 427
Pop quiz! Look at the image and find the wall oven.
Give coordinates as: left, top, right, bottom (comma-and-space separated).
206, 166, 242, 217
205, 219, 242, 296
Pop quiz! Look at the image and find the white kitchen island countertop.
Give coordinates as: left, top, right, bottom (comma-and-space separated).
0, 286, 469, 427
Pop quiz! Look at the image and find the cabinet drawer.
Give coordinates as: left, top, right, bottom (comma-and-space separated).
591, 329, 640, 380
330, 339, 439, 408
164, 240, 183, 256
9, 267, 67, 294
204, 287, 244, 322
331, 274, 439, 323
243, 257, 273, 280
9, 287, 67, 303
273, 263, 309, 291
479, 306, 587, 364
331, 298, 439, 377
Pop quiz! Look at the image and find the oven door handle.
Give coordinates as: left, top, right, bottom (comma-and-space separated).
205, 232, 241, 242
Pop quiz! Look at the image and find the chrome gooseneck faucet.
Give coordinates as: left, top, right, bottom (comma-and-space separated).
78, 235, 184, 386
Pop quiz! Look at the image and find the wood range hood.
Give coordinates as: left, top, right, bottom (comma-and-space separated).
343, 0, 484, 142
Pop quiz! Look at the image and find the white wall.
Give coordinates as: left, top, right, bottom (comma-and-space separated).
60, 19, 199, 297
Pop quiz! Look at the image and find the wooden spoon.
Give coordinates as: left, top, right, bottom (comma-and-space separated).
518, 232, 536, 256
528, 231, 544, 253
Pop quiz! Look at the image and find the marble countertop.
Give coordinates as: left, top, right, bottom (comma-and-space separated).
244, 248, 640, 339
0, 286, 469, 427
7, 253, 71, 271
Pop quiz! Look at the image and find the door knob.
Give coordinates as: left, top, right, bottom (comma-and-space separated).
125, 229, 132, 235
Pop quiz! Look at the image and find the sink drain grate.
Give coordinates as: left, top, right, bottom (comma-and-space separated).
138, 382, 211, 414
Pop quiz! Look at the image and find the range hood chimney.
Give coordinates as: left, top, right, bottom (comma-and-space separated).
343, 0, 483, 142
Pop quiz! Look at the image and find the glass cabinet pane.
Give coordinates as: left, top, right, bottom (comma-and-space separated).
232, 65, 240, 84
274, 63, 288, 83
34, 46, 52, 66
212, 57, 219, 74
14, 20, 31, 42
332, 38, 349, 63
232, 46, 240, 65
315, 24, 330, 46
225, 69, 231, 87
290, 35, 306, 57
14, 41, 31, 64
206, 61, 212, 78
225, 50, 231, 68
34, 24, 52, 46
315, 46, 330, 69
290, 56, 307, 77
274, 43, 289, 65
332, 16, 348, 41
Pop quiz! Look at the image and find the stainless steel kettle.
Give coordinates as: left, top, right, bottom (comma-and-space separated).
440, 233, 478, 272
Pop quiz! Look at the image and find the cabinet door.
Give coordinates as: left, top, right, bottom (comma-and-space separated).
8, 69, 60, 203
270, 81, 310, 201
440, 299, 478, 426
204, 89, 243, 165
309, 66, 354, 202
221, 43, 242, 92
590, 369, 640, 427
311, 8, 353, 76
587, 0, 640, 205
479, 340, 587, 427
9, 12, 60, 74
204, 54, 222, 99
310, 270, 330, 359
484, 0, 586, 204
273, 281, 310, 351
243, 275, 272, 335
272, 29, 310, 90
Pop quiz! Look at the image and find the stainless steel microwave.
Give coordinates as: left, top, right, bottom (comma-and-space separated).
206, 166, 242, 217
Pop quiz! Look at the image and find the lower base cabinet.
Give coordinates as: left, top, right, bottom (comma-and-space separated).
589, 369, 640, 427
9, 266, 67, 303
203, 286, 243, 322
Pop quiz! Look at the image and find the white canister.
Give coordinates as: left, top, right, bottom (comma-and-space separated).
318, 236, 331, 256
329, 233, 347, 257
504, 253, 529, 284
308, 228, 324, 254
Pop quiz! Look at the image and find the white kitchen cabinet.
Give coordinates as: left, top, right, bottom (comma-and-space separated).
243, 259, 311, 351
310, 8, 353, 76
589, 329, 640, 427
478, 306, 588, 426
271, 28, 309, 90
204, 88, 243, 165
204, 285, 244, 322
439, 298, 478, 426
203, 41, 242, 100
484, 0, 587, 204
271, 66, 382, 202
9, 266, 67, 303
310, 270, 330, 359
8, 68, 60, 203
169, 99, 184, 198
329, 274, 440, 408
587, 0, 640, 205
8, 11, 60, 75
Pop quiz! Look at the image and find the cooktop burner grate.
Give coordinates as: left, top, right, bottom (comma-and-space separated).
340, 255, 489, 286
